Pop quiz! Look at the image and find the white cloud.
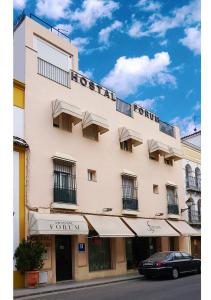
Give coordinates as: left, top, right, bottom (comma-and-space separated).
51, 23, 73, 40
171, 114, 201, 137
128, 0, 200, 39
54, 23, 73, 34
133, 95, 165, 111
179, 27, 201, 55
101, 52, 176, 98
99, 20, 122, 44
148, 0, 200, 37
35, 0, 71, 20
13, 0, 26, 9
71, 0, 119, 30
133, 98, 156, 110
79, 69, 93, 79
194, 101, 200, 111
159, 39, 168, 46
71, 37, 90, 53
136, 0, 161, 12
185, 89, 193, 99
128, 20, 147, 38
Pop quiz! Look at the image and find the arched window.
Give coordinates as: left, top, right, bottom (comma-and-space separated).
195, 167, 201, 189
197, 199, 201, 221
185, 164, 192, 187
187, 198, 194, 222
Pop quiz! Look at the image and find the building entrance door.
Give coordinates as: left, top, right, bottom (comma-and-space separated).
126, 237, 161, 269
191, 237, 201, 258
55, 235, 72, 281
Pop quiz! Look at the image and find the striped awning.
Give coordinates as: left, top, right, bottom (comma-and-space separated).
52, 100, 82, 125
119, 127, 143, 147
82, 111, 109, 135
165, 147, 183, 161
148, 139, 170, 156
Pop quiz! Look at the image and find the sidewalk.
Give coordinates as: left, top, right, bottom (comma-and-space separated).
14, 272, 140, 298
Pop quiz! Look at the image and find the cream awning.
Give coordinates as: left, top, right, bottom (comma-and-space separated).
52, 152, 76, 164
82, 111, 109, 135
119, 127, 143, 147
85, 215, 135, 237
122, 217, 180, 237
29, 212, 88, 235
52, 100, 82, 125
148, 139, 170, 156
167, 220, 199, 236
165, 147, 183, 161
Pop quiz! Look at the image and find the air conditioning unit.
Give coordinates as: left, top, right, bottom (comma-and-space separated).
39, 271, 48, 284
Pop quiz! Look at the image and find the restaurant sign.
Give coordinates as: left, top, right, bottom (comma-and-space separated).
71, 71, 116, 101
146, 221, 162, 234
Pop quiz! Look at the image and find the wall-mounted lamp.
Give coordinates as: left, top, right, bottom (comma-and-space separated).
155, 213, 164, 216
102, 208, 113, 212
181, 199, 193, 213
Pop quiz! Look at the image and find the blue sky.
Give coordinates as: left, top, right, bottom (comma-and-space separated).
13, 0, 201, 136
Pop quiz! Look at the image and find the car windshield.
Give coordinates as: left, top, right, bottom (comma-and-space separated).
146, 252, 170, 261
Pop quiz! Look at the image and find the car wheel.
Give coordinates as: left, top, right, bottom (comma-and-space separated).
197, 265, 201, 274
172, 268, 179, 279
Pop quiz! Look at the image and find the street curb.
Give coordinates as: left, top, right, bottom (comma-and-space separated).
14, 275, 140, 298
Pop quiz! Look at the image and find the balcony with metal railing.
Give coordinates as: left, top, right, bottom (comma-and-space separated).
168, 203, 179, 215
54, 187, 77, 204
38, 57, 70, 87
122, 185, 138, 210
188, 210, 201, 224
186, 176, 201, 192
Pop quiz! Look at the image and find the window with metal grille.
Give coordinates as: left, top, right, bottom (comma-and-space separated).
166, 185, 179, 214
120, 140, 132, 152
122, 175, 138, 210
88, 231, 111, 272
53, 160, 77, 204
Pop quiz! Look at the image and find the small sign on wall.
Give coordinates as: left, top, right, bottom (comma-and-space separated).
78, 243, 85, 252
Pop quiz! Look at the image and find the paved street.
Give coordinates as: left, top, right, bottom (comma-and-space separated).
18, 274, 201, 300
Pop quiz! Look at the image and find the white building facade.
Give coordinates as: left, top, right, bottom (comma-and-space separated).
13, 15, 199, 285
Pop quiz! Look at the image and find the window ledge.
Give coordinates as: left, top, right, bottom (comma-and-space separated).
122, 209, 139, 216
51, 202, 79, 210
167, 213, 180, 220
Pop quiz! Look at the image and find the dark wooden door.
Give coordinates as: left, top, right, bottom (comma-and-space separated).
55, 235, 72, 281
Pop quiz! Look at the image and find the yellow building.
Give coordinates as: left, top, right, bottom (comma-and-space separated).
181, 131, 201, 258
13, 79, 29, 288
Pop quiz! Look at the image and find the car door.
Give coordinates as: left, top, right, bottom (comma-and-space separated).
173, 252, 186, 273
181, 252, 196, 272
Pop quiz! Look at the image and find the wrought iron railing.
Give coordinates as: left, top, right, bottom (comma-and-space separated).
38, 57, 70, 87
186, 176, 201, 191
123, 198, 138, 210
188, 210, 201, 224
159, 120, 175, 137
116, 98, 132, 117
168, 203, 179, 214
122, 185, 138, 210
54, 187, 76, 204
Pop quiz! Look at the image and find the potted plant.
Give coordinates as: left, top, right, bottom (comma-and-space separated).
14, 239, 45, 288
